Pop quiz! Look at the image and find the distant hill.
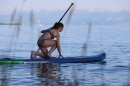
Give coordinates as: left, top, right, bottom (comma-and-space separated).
0, 9, 130, 25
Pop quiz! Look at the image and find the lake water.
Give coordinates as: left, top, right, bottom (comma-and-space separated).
0, 24, 130, 86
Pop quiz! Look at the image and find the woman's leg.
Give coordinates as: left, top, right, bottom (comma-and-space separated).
47, 44, 57, 58
30, 48, 48, 59
30, 51, 45, 59
30, 40, 57, 59
42, 40, 57, 58
40, 47, 48, 57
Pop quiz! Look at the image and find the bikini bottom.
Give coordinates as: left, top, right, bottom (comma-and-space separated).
37, 39, 46, 48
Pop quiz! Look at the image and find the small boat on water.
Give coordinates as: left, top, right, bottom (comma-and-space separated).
37, 19, 43, 26
0, 53, 106, 64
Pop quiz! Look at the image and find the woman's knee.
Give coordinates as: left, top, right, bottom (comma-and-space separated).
42, 40, 57, 47
52, 40, 57, 45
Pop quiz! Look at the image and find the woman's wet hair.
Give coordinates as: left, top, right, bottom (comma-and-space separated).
52, 22, 64, 29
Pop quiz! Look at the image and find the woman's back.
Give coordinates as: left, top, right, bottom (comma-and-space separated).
39, 28, 57, 40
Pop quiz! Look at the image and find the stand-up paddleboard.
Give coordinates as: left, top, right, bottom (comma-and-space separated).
0, 53, 106, 64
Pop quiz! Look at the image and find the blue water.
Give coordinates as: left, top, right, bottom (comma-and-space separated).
0, 25, 130, 86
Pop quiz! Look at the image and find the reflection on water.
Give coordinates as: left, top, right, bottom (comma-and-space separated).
36, 63, 62, 85
0, 62, 107, 86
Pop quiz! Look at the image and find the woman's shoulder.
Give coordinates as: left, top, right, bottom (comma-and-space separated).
51, 29, 59, 36
50, 28, 57, 32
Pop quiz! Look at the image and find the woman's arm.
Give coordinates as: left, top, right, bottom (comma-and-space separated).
56, 32, 63, 57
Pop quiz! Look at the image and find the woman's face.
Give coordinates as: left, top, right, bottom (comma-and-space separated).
59, 27, 63, 32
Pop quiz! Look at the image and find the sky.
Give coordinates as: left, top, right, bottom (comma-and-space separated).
0, 0, 130, 13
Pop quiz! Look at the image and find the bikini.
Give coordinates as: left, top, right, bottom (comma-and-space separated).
37, 30, 54, 48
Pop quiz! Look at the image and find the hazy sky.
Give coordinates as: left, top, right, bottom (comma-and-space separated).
0, 0, 130, 13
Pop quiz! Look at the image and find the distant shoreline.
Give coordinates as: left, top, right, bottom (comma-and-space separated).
0, 23, 24, 25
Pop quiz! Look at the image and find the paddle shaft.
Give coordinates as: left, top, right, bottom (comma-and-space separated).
34, 3, 74, 58
58, 3, 73, 23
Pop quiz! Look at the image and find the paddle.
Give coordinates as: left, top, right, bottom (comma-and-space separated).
34, 3, 74, 58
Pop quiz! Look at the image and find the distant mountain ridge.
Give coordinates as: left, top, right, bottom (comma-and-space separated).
0, 9, 130, 25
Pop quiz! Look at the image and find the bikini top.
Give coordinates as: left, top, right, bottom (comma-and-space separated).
41, 29, 54, 39
47, 30, 55, 39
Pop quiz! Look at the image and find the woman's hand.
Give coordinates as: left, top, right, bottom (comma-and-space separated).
59, 54, 64, 58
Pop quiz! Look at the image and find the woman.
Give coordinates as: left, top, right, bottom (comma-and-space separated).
30, 22, 64, 59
